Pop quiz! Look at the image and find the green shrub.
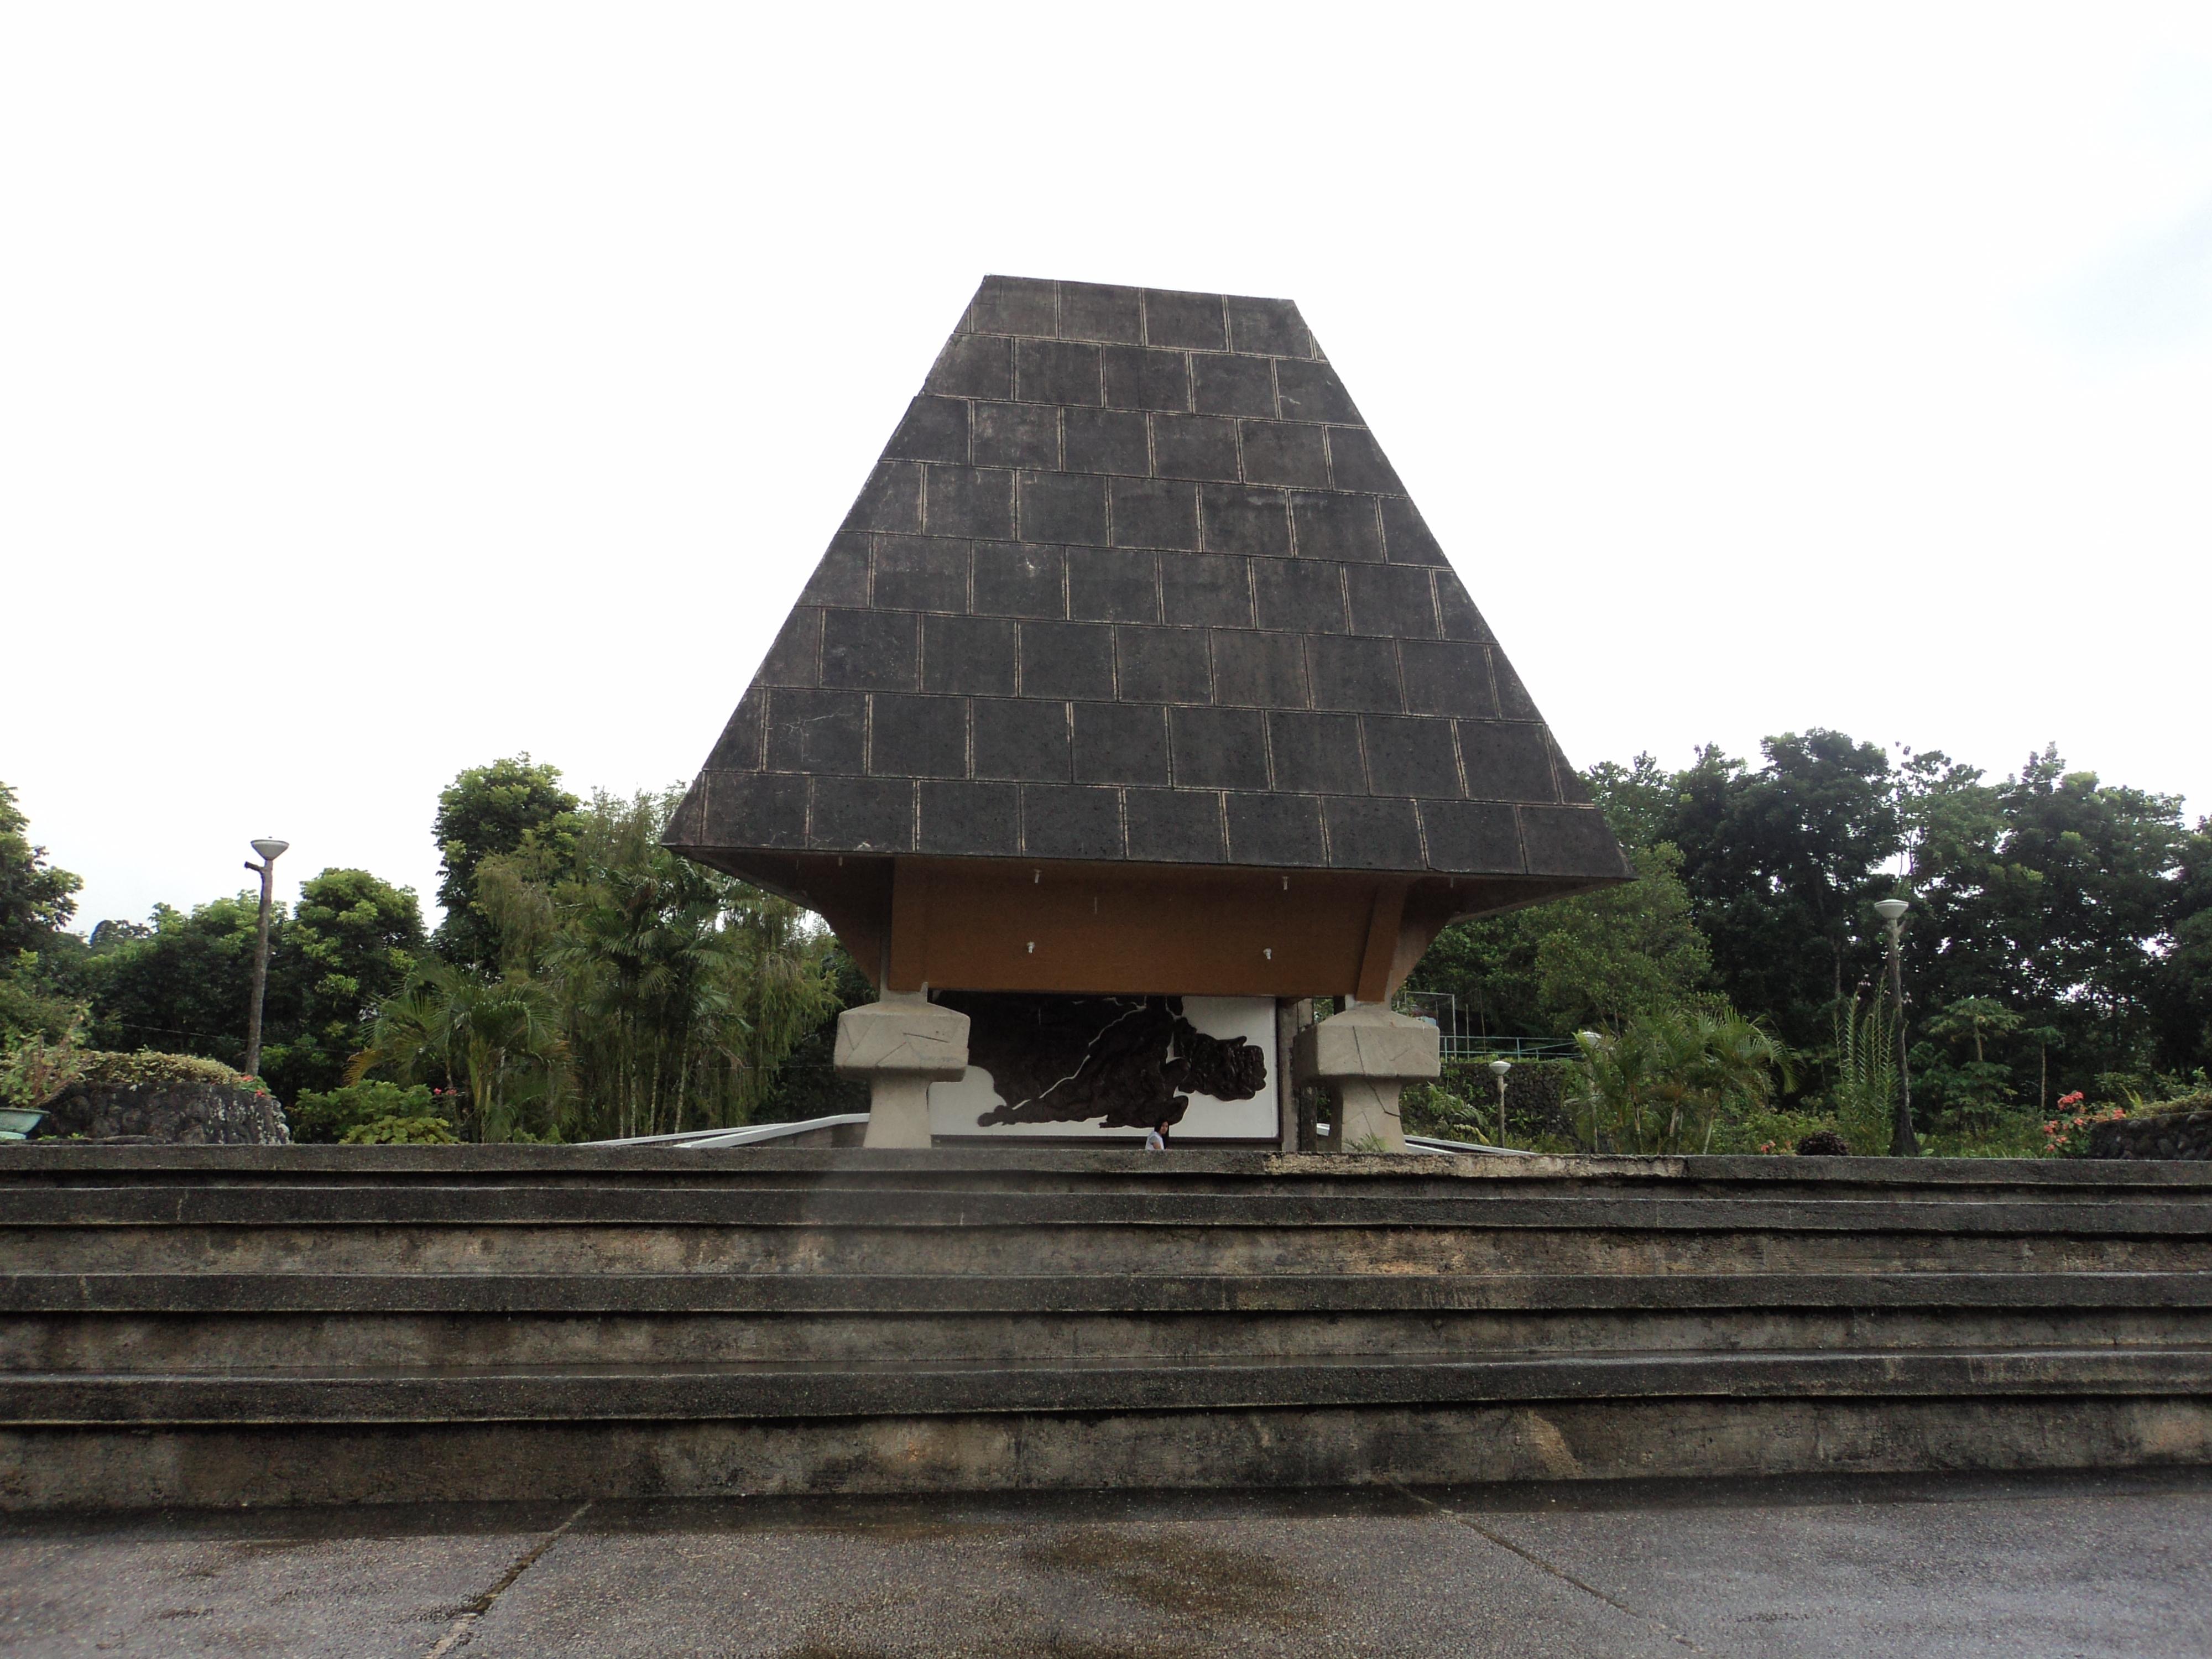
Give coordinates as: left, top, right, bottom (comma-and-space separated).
340, 1114, 460, 1145
290, 1080, 448, 1145
74, 1050, 260, 1092
2141, 1088, 2212, 1118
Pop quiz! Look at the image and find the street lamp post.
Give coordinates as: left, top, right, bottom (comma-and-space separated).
1873, 896, 1917, 1157
1487, 1057, 1511, 1147
243, 838, 289, 1082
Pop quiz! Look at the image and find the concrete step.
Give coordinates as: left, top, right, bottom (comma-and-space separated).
8, 1274, 2209, 1373
6, 1346, 2205, 1423
4, 1147, 2209, 1507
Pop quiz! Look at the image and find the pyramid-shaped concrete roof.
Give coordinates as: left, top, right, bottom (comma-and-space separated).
670, 275, 1626, 889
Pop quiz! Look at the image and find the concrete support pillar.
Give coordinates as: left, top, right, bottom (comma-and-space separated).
833, 989, 969, 1150
1292, 1001, 1440, 1155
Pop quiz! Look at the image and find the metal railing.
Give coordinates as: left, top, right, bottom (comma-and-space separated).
1437, 1034, 1584, 1063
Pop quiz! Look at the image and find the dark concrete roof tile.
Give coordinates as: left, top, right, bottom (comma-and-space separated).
821, 609, 917, 691
972, 541, 1066, 618
1067, 548, 1160, 624
1347, 563, 1439, 639
1063, 406, 1151, 477
924, 466, 1015, 540
1240, 420, 1331, 488
842, 461, 924, 534
800, 533, 873, 608
1018, 620, 1115, 700
810, 775, 915, 853
1253, 559, 1345, 633
1017, 338, 1103, 406
1018, 469, 1109, 545
1420, 800, 1525, 874
1268, 711, 1366, 796
704, 771, 806, 849
922, 613, 1016, 697
1364, 715, 1462, 799
1323, 796, 1423, 869
1436, 570, 1493, 641
972, 401, 1060, 470
1328, 426, 1402, 494
759, 608, 824, 687
1307, 634, 1401, 712
974, 697, 1070, 782
1275, 358, 1361, 424
1459, 719, 1559, 803
919, 780, 1020, 857
1060, 281, 1143, 344
1210, 629, 1308, 709
925, 334, 1012, 399
1291, 491, 1383, 563
705, 687, 766, 770
872, 535, 968, 613
1521, 805, 1630, 878
1225, 295, 1312, 358
1150, 413, 1241, 482
1400, 638, 1498, 718
1144, 289, 1227, 351
1225, 791, 1326, 867
967, 275, 1057, 338
1073, 701, 1169, 786
1022, 784, 1124, 860
1109, 478, 1201, 551
886, 395, 971, 464
768, 688, 866, 774
1192, 352, 1277, 418
1103, 346, 1191, 413
1162, 553, 1254, 628
1199, 486, 1292, 559
1381, 495, 1448, 566
1171, 706, 1269, 790
870, 693, 967, 779
1126, 788, 1227, 863
1115, 625, 1211, 705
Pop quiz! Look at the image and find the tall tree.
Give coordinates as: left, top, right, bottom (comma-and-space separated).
280, 869, 427, 1095
1664, 731, 1901, 1052
431, 757, 580, 971
0, 781, 81, 958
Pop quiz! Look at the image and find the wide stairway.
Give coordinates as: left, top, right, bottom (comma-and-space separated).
3, 1145, 2210, 1509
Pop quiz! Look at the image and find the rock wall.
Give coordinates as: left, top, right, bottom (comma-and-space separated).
41, 1082, 291, 1145
2086, 1110, 2212, 1162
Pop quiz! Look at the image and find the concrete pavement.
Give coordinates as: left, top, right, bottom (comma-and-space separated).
3, 1469, 2206, 1657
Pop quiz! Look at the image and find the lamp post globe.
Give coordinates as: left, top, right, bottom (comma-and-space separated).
1873, 897, 1909, 924
242, 838, 289, 1084
1486, 1058, 1511, 1147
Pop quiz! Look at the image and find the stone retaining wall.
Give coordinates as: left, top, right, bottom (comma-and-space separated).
40, 1083, 291, 1146
2088, 1110, 2212, 1161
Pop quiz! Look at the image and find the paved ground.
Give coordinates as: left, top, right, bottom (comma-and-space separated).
2, 1469, 2206, 1657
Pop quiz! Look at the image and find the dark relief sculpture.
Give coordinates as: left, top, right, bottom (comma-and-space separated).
937, 993, 1266, 1130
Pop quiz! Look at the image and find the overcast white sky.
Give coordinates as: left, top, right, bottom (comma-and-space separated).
6, 5, 2210, 930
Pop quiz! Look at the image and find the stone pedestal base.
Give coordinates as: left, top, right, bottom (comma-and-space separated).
1293, 1003, 1441, 1154
833, 991, 970, 1150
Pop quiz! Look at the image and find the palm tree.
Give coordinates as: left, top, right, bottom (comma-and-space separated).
1575, 1002, 1794, 1154
349, 959, 568, 1141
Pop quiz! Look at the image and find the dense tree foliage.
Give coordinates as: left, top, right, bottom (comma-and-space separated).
354, 786, 839, 1141
431, 755, 580, 972
76, 867, 424, 1097
8, 721, 2209, 1155
1411, 735, 2212, 1152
